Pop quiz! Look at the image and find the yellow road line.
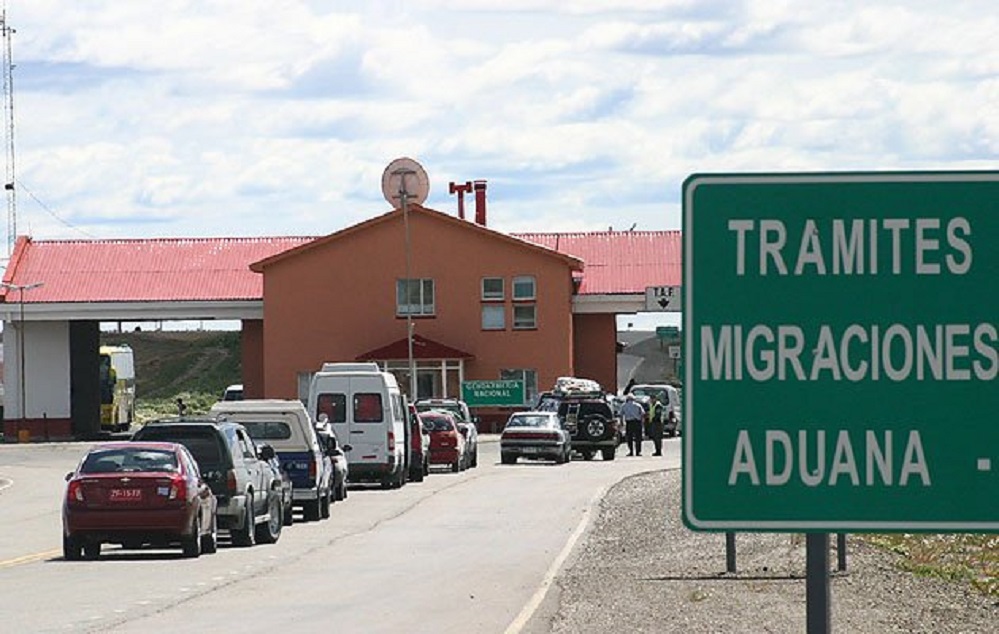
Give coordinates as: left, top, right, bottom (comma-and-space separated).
0, 549, 61, 570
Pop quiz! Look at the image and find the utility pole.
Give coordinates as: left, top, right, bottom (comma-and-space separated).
1, 5, 16, 259
2, 281, 43, 441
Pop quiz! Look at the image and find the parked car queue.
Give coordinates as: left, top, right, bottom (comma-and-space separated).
61, 396, 480, 561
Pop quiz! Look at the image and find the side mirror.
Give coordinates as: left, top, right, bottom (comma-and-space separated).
65, 472, 74, 482
343, 444, 353, 452
330, 448, 344, 457
258, 444, 276, 461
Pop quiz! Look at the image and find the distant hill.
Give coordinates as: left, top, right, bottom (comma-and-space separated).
100, 330, 241, 400
617, 330, 682, 388
96, 329, 677, 401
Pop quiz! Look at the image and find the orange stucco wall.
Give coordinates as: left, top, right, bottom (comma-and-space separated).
241, 320, 264, 399
572, 313, 618, 392
258, 210, 579, 399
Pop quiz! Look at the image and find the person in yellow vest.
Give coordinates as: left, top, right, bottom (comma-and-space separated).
647, 394, 665, 457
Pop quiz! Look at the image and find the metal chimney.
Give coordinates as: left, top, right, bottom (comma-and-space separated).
473, 180, 487, 226
448, 181, 473, 220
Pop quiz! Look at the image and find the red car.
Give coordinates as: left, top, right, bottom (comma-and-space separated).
421, 411, 467, 473
62, 441, 218, 560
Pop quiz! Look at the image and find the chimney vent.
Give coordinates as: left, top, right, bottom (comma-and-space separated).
448, 181, 473, 220
473, 180, 487, 226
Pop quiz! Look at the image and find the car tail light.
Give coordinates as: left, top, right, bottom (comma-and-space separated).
66, 480, 84, 505
226, 469, 238, 495
387, 430, 395, 452
168, 475, 186, 501
308, 456, 317, 479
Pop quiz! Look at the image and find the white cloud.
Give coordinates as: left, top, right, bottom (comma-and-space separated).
2, 1, 995, 243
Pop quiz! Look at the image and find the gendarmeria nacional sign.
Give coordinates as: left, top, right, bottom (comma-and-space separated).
682, 172, 998, 532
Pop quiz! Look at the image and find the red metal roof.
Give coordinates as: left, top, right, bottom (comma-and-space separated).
512, 230, 681, 294
0, 226, 680, 304
356, 334, 474, 361
0, 236, 313, 303
250, 204, 584, 273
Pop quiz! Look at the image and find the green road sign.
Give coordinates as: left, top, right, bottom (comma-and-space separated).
682, 172, 999, 532
461, 380, 525, 407
656, 326, 680, 340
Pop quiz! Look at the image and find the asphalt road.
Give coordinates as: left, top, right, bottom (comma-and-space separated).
0, 437, 679, 633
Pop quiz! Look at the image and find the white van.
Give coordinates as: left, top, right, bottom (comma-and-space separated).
307, 362, 408, 489
209, 399, 336, 521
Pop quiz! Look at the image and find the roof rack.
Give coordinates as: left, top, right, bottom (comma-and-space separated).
551, 376, 604, 398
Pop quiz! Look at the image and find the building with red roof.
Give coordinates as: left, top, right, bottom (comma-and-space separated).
0, 191, 680, 438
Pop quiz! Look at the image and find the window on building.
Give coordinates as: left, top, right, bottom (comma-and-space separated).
513, 304, 536, 329
481, 277, 504, 300
501, 368, 538, 406
512, 275, 536, 300
481, 305, 505, 330
397, 279, 435, 316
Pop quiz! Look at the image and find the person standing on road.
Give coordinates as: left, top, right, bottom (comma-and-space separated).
620, 394, 646, 456
647, 394, 665, 456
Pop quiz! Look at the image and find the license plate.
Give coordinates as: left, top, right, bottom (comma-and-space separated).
521, 446, 540, 453
109, 488, 142, 501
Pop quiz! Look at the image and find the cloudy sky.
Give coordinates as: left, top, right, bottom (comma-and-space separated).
4, 0, 997, 251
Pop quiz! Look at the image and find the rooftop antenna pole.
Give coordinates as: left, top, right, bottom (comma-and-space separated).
396, 167, 418, 402
1, 4, 16, 259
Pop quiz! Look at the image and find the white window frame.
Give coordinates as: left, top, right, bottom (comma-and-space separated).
481, 304, 505, 330
512, 304, 536, 329
396, 278, 435, 316
481, 277, 504, 301
512, 275, 536, 301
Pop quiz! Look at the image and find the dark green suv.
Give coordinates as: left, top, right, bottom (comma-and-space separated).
535, 392, 620, 461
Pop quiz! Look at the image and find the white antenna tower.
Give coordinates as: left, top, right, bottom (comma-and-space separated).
1, 3, 16, 260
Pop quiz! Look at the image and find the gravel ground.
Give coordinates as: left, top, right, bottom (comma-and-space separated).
538, 468, 998, 633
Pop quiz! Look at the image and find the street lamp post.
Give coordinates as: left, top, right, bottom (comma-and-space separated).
2, 281, 43, 442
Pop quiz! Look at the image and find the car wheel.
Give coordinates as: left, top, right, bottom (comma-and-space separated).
409, 465, 424, 483
283, 497, 295, 526
63, 534, 83, 561
231, 495, 256, 547
340, 480, 348, 500
601, 446, 617, 461
319, 489, 331, 518
303, 492, 322, 522
182, 515, 202, 558
501, 453, 517, 465
255, 492, 282, 544
82, 541, 101, 561
582, 415, 609, 441
201, 515, 218, 554
471, 448, 478, 468
451, 458, 461, 472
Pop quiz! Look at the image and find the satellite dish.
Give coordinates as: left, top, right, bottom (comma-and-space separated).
381, 157, 429, 207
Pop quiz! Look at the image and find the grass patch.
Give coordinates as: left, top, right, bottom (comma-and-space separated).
861, 533, 999, 597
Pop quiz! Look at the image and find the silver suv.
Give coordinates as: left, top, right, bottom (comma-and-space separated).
132, 418, 285, 545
